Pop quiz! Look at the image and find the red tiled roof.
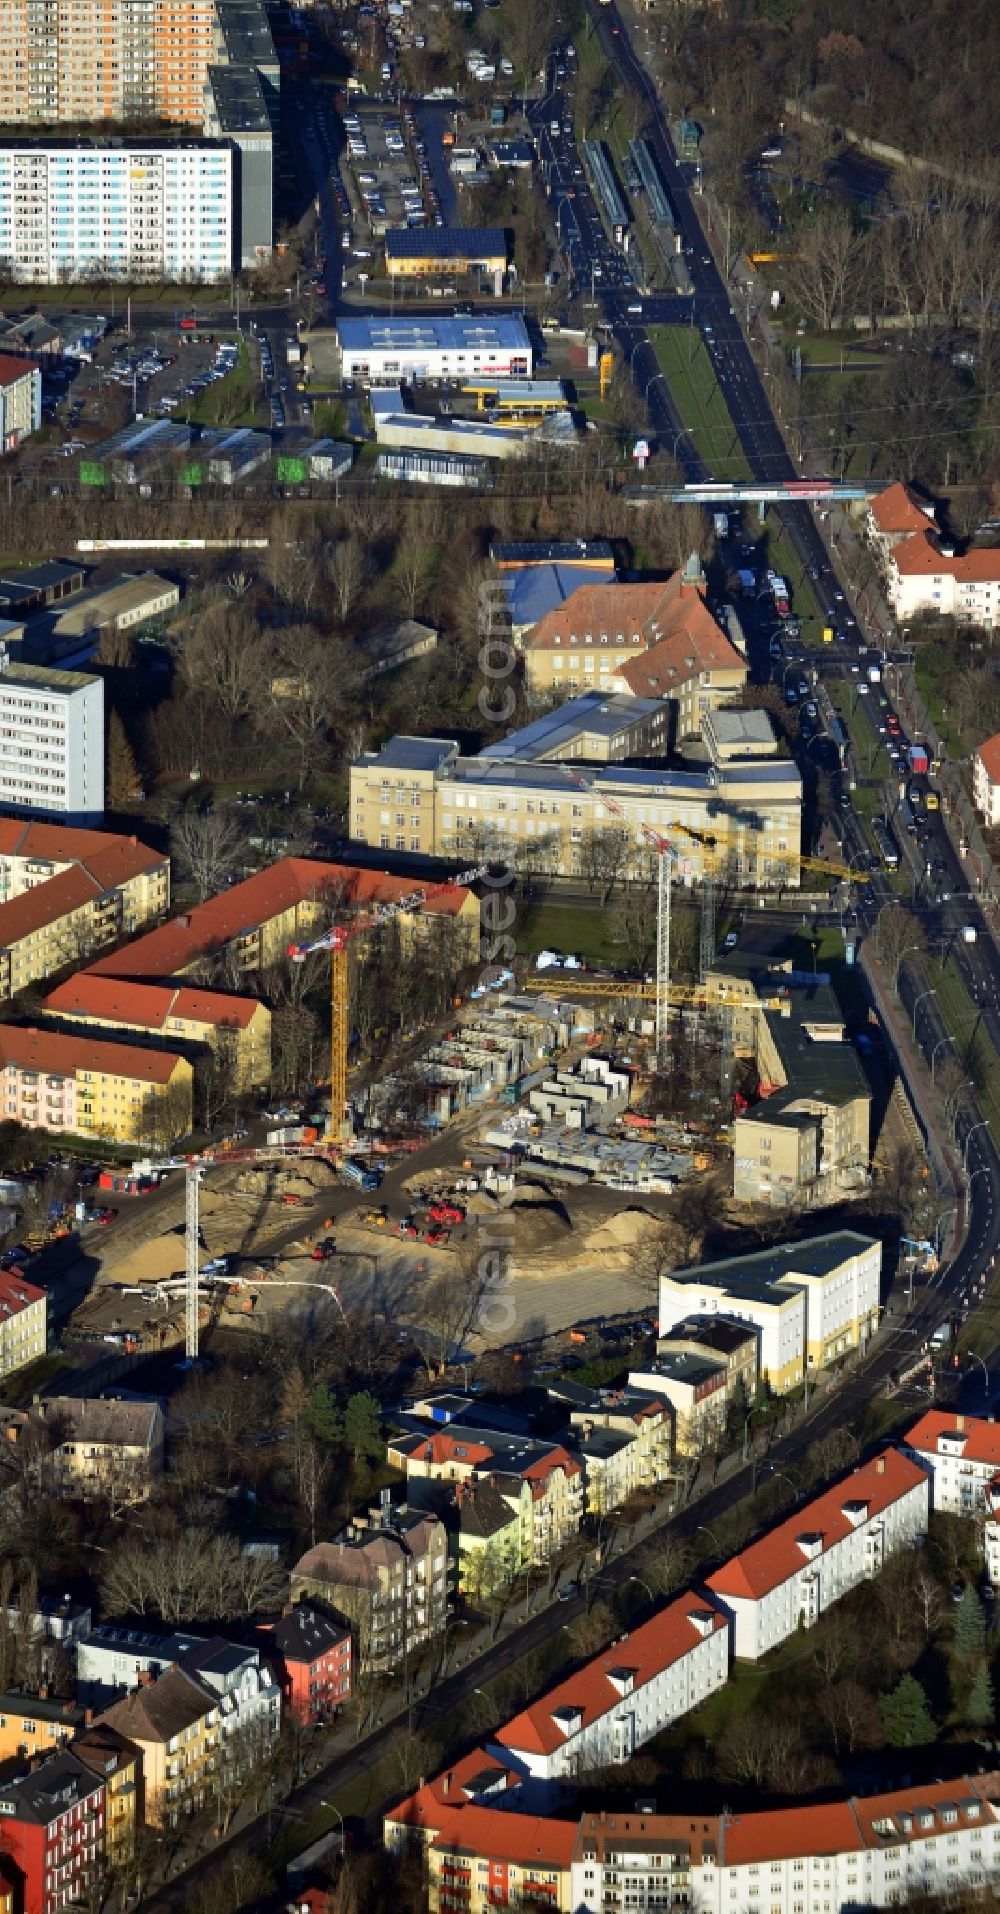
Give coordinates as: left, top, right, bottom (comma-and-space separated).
497, 1590, 725, 1758
906, 1409, 1000, 1467
0, 355, 35, 389
432, 1805, 578, 1869
851, 1774, 1000, 1852
869, 481, 934, 536
45, 974, 260, 1033
707, 1449, 928, 1601
524, 1446, 582, 1496
0, 1269, 46, 1312
976, 734, 1000, 786
403, 1432, 495, 1470
0, 1024, 184, 1085
0, 842, 163, 951
722, 1800, 862, 1864
385, 1748, 520, 1834
522, 580, 666, 650
891, 529, 1000, 581
0, 821, 161, 867
617, 618, 745, 694
86, 857, 471, 984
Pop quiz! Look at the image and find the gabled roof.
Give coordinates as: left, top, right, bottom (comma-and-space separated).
976, 733, 1000, 786
617, 617, 746, 693
868, 481, 935, 536
0, 354, 36, 389
25, 1395, 160, 1447
45, 974, 261, 1033
891, 529, 1000, 581
0, 1752, 102, 1825
384, 1746, 522, 1835
0, 1269, 46, 1314
523, 579, 666, 650
85, 856, 471, 985
707, 1449, 927, 1601
851, 1774, 1000, 1853
721, 1799, 863, 1863
906, 1409, 1000, 1467
98, 1665, 214, 1745
0, 820, 161, 867
266, 1603, 350, 1663
497, 1590, 725, 1758
431, 1804, 578, 1869
0, 1024, 184, 1085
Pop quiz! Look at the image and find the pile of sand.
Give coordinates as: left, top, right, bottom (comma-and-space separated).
583, 1207, 662, 1253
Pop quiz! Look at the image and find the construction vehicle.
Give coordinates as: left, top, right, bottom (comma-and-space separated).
428, 1200, 465, 1226
288, 864, 486, 1143
362, 1205, 388, 1226
425, 1227, 451, 1246
397, 1217, 419, 1239
310, 1237, 336, 1262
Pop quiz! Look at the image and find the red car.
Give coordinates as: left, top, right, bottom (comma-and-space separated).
424, 1227, 451, 1247
94, 1206, 118, 1226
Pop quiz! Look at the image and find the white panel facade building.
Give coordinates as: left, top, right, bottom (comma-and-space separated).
906, 1410, 1000, 1516
0, 142, 233, 283
0, 662, 104, 824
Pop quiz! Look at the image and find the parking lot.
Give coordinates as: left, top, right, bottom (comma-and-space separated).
341, 100, 442, 246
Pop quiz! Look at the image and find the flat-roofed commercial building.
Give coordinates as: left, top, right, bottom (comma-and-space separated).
349, 735, 802, 887
336, 314, 531, 384
383, 225, 508, 279
658, 1231, 882, 1394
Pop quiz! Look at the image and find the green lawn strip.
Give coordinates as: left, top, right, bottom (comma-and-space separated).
914, 645, 966, 759
176, 336, 264, 429
514, 902, 624, 969
648, 326, 751, 481
924, 954, 1000, 1144
761, 520, 825, 640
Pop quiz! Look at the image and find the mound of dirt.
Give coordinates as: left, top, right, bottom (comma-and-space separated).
583, 1207, 662, 1253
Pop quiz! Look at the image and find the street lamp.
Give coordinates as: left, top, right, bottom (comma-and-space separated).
935, 1206, 958, 1256
695, 1523, 724, 1555
627, 1573, 655, 1602
930, 1034, 953, 1080
912, 985, 936, 1037
643, 370, 665, 405
946, 1076, 973, 1120
964, 1119, 990, 1173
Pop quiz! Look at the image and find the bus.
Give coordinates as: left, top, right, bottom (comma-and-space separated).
872, 817, 899, 871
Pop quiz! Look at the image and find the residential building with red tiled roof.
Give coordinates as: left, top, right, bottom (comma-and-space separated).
882, 528, 1000, 627
43, 974, 270, 1091
973, 732, 1000, 829
707, 1448, 929, 1660
291, 1501, 449, 1676
384, 1748, 524, 1852
0, 1267, 47, 1383
496, 1588, 728, 1782
84, 854, 479, 986
905, 1408, 1000, 1516
0, 1023, 192, 1146
866, 479, 936, 544
427, 1806, 579, 1913
0, 823, 168, 999
388, 1426, 585, 1581
518, 556, 747, 730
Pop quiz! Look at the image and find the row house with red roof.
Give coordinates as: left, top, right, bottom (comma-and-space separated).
706, 1449, 929, 1661
495, 1589, 729, 1783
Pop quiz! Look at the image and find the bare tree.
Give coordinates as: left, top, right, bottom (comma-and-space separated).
875, 905, 925, 987
787, 208, 858, 331
328, 536, 367, 623
170, 807, 243, 901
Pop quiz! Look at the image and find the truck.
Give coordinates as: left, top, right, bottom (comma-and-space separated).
341, 1158, 382, 1191
908, 742, 929, 775
962, 925, 978, 944
713, 512, 729, 538
868, 662, 882, 684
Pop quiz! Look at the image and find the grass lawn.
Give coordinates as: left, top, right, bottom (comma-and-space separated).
914, 645, 967, 759
515, 901, 624, 969
648, 326, 751, 481
0, 1352, 73, 1405
958, 1265, 1000, 1358
761, 520, 826, 641
925, 953, 1000, 1145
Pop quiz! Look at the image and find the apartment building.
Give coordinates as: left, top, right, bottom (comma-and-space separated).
76, 1624, 211, 1705
658, 1232, 882, 1394
973, 732, 1000, 829
388, 1427, 585, 1566
44, 975, 270, 1091
98, 1665, 221, 1829
496, 1589, 729, 1782
705, 955, 872, 1207
0, 354, 42, 451
0, 0, 218, 124
0, 1025, 192, 1145
349, 738, 802, 888
905, 1409, 1000, 1517
70, 1724, 139, 1873
291, 1502, 449, 1675
865, 480, 937, 561
655, 1314, 759, 1404
257, 1604, 352, 1725
0, 1752, 106, 1914
479, 690, 668, 766
0, 661, 103, 825
0, 1268, 47, 1382
707, 1449, 929, 1660
84, 854, 480, 986
429, 1811, 578, 1914
454, 1480, 524, 1603
549, 1381, 674, 1512
627, 1352, 728, 1457
2, 1394, 164, 1502
0, 1691, 85, 1764
0, 141, 234, 284
0, 830, 169, 1001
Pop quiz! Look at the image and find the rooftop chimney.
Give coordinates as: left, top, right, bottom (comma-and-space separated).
875, 1455, 886, 1475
